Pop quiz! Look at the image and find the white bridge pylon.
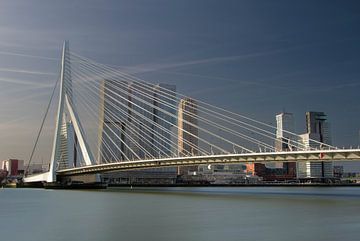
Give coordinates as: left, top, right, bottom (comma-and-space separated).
47, 41, 96, 182
24, 41, 96, 183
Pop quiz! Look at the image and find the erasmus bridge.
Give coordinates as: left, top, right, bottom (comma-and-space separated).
23, 41, 360, 184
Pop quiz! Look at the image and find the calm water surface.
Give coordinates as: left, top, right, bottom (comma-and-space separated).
1, 187, 360, 241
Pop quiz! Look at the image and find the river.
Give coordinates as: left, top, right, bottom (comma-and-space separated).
1, 187, 360, 241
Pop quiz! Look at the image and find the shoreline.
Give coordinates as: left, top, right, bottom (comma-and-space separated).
3, 182, 360, 189
108, 183, 360, 188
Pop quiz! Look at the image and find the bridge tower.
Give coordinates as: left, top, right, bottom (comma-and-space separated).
47, 41, 95, 183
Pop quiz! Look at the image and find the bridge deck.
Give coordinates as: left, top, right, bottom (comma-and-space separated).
56, 149, 360, 176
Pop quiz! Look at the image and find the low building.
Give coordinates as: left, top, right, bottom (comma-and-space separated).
101, 170, 177, 185
1, 159, 24, 177
0, 169, 7, 183
333, 165, 344, 178
193, 164, 255, 184
246, 163, 296, 182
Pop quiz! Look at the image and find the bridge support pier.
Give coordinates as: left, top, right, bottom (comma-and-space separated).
44, 174, 105, 189
57, 174, 101, 184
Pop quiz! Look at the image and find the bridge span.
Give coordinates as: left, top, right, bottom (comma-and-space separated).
57, 149, 360, 176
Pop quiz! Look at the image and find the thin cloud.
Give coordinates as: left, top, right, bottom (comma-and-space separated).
123, 47, 294, 74
0, 116, 28, 128
248, 80, 360, 105
0, 50, 58, 61
317, 82, 360, 92
0, 89, 56, 109
0, 67, 57, 76
119, 40, 356, 75
0, 77, 53, 87
187, 82, 241, 96
0, 41, 26, 48
0, 85, 53, 98
156, 69, 295, 91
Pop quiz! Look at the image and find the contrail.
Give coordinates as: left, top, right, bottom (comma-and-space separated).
0, 67, 57, 76
0, 116, 27, 127
317, 82, 360, 92
0, 77, 53, 87
120, 47, 295, 74
0, 41, 26, 48
10, 91, 54, 104
0, 50, 58, 61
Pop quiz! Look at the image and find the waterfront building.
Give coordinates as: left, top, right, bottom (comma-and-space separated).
247, 162, 297, 182
297, 111, 333, 179
305, 112, 332, 145
98, 80, 138, 162
97, 80, 177, 182
177, 98, 198, 156
0, 169, 7, 183
27, 163, 47, 174
152, 84, 177, 157
333, 165, 344, 178
1, 159, 24, 176
98, 80, 177, 162
177, 98, 199, 175
275, 112, 295, 151
274, 112, 297, 178
247, 112, 297, 181
196, 164, 250, 184
58, 120, 75, 169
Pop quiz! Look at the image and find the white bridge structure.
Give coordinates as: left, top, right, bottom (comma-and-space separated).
24, 41, 360, 183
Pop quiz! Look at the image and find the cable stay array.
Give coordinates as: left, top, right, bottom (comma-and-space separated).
25, 45, 338, 177
34, 50, 334, 168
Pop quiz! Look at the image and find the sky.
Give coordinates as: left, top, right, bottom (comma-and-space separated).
0, 0, 360, 166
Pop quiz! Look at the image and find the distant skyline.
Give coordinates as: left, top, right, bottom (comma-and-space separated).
0, 0, 360, 163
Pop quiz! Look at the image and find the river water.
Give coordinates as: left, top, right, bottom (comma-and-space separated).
1, 187, 360, 241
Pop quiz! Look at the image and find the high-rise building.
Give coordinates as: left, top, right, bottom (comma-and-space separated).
98, 80, 132, 162
297, 111, 333, 179
305, 111, 332, 146
177, 98, 198, 156
152, 84, 177, 157
58, 119, 75, 169
98, 80, 177, 162
177, 98, 198, 175
274, 112, 297, 176
275, 112, 295, 151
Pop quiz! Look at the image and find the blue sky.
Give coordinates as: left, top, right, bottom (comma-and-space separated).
0, 0, 360, 163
